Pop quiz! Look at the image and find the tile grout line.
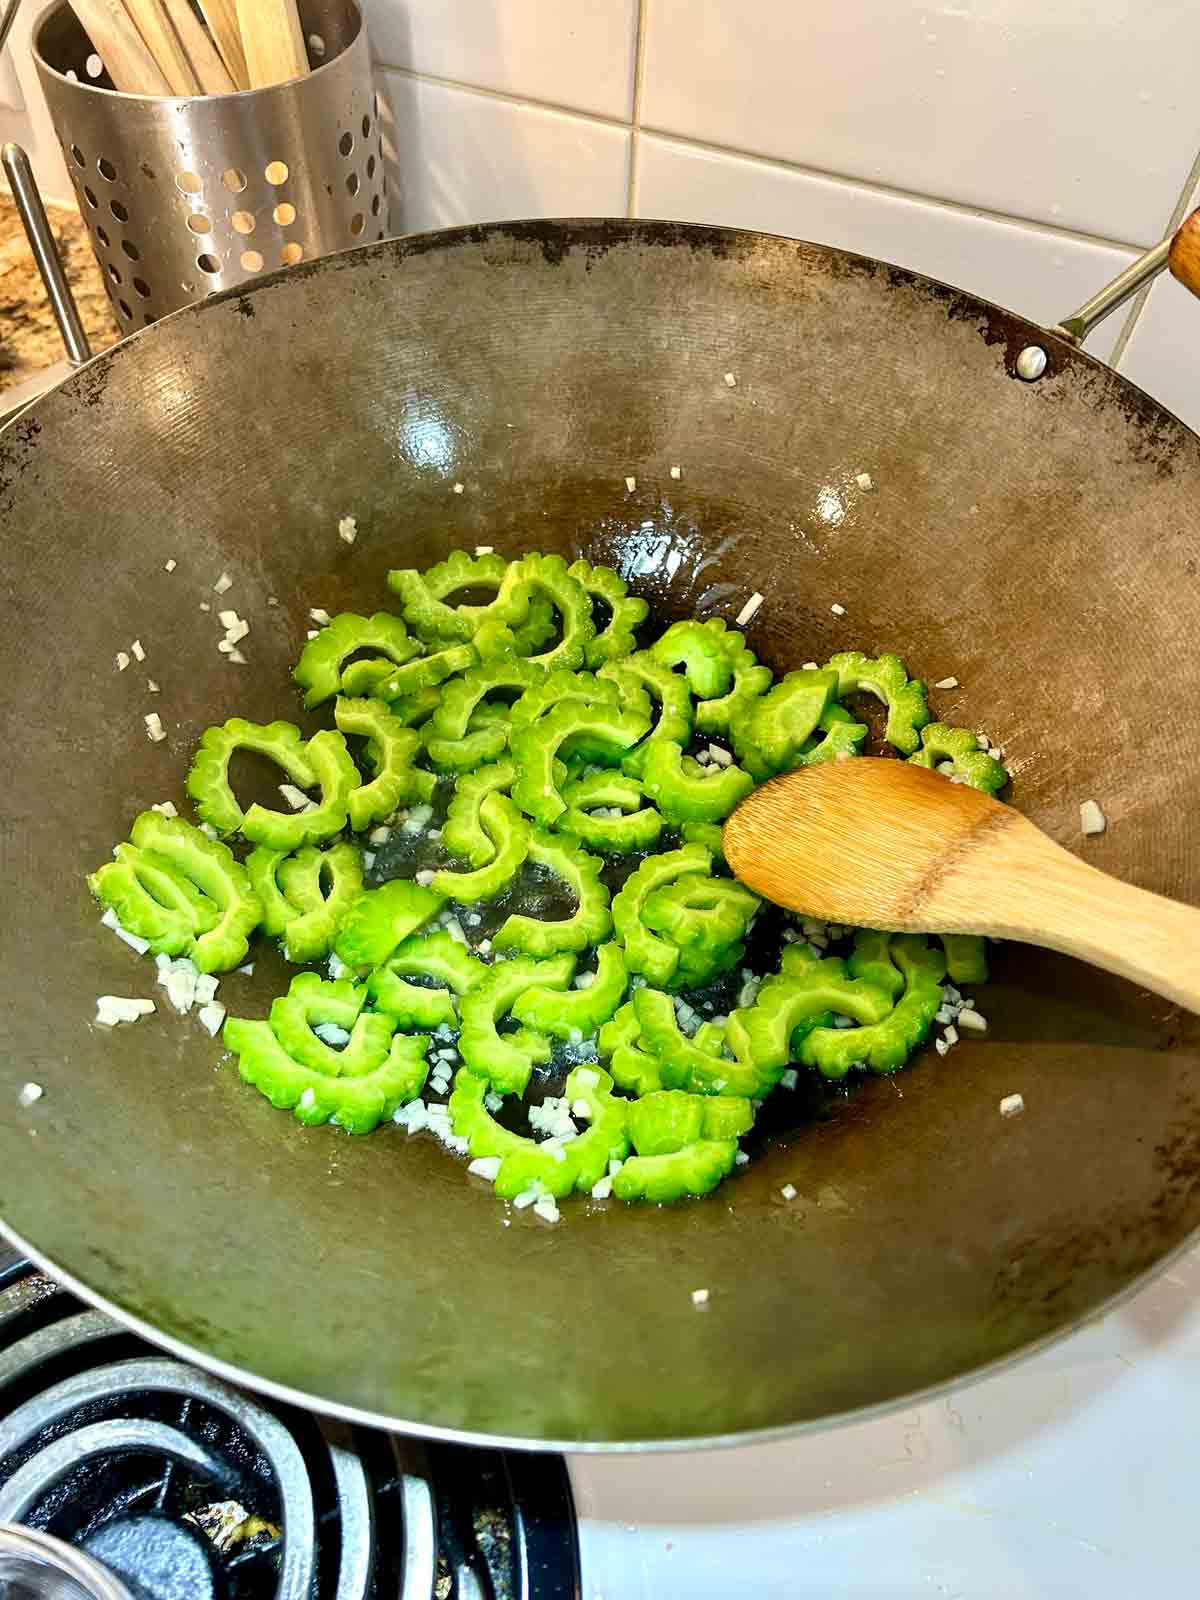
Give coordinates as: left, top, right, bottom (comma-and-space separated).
375, 61, 635, 132
627, 0, 651, 220
1109, 145, 1200, 368
634, 124, 1150, 255
374, 62, 1147, 256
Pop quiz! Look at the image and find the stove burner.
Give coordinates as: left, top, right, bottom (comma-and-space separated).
0, 1250, 579, 1599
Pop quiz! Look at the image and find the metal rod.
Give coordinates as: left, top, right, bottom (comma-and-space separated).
1053, 237, 1172, 345
0, 0, 25, 59
1, 142, 92, 367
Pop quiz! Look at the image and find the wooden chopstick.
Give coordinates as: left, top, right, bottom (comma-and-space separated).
68, 0, 171, 94
159, 0, 235, 94
194, 0, 249, 91
122, 0, 199, 95
236, 0, 308, 88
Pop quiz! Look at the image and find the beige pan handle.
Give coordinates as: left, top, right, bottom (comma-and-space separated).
1053, 206, 1200, 347
1167, 208, 1200, 299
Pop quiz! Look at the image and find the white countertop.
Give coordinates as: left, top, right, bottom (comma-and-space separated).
573, 1242, 1200, 1597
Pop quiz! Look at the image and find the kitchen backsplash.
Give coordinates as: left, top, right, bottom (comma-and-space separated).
5, 1, 1198, 428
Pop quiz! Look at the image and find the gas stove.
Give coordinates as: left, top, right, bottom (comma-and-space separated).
7, 1237, 1200, 1599
0, 1247, 579, 1600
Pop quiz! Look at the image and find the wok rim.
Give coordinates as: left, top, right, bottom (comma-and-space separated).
3, 216, 1197, 1452
4, 1211, 1193, 1453
5, 217, 1188, 445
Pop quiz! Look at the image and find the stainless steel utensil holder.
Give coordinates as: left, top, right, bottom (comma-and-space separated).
31, 0, 385, 330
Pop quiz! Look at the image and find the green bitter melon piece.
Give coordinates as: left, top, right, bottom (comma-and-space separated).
268, 972, 396, 1075
186, 717, 315, 836
423, 719, 509, 774
428, 657, 546, 741
90, 843, 220, 958
450, 1064, 629, 1199
826, 651, 930, 756
909, 724, 1008, 795
682, 820, 725, 860
293, 612, 421, 709
693, 633, 774, 737
367, 930, 487, 1028
612, 1140, 738, 1203
556, 770, 664, 853
799, 702, 869, 765
442, 760, 517, 867
940, 933, 989, 986
730, 669, 838, 780
649, 617, 741, 699
510, 701, 649, 826
458, 953, 576, 1095
244, 730, 361, 851
226, 983, 428, 1134
90, 812, 260, 972
567, 558, 649, 667
847, 928, 905, 1001
247, 840, 364, 964
334, 879, 445, 970
727, 944, 895, 1088
511, 941, 628, 1038
333, 698, 422, 831
631, 988, 743, 1095
371, 640, 479, 702
492, 831, 612, 956
506, 553, 596, 671
509, 668, 622, 728
640, 739, 754, 825
799, 934, 947, 1078
388, 550, 531, 643
431, 792, 530, 901
642, 875, 759, 952
627, 1088, 753, 1156
598, 653, 693, 779
612, 843, 712, 986
598, 1001, 665, 1095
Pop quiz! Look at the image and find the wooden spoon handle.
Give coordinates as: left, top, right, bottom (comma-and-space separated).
1168, 208, 1200, 301
947, 817, 1200, 1013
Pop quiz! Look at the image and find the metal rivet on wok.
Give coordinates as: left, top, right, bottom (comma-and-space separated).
1016, 345, 1048, 382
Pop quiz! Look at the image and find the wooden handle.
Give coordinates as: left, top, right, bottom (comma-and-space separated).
122, 0, 199, 94
68, 0, 170, 93
942, 817, 1200, 1014
235, 0, 308, 88
195, 0, 249, 91
1168, 207, 1200, 300
160, 0, 235, 94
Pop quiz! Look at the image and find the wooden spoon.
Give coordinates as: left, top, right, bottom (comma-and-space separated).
723, 758, 1200, 1013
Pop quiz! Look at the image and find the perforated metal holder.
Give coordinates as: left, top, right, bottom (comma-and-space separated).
32, 0, 386, 331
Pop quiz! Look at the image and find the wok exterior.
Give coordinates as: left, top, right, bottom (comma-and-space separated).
1, 220, 1198, 1447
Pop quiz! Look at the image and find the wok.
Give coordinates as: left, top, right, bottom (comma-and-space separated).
3, 218, 1200, 1450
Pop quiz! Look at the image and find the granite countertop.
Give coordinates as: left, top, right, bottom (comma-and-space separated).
0, 191, 118, 391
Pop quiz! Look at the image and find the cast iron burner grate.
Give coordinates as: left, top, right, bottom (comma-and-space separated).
0, 1249, 579, 1600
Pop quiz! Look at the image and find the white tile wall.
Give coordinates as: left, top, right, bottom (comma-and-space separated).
362, 0, 638, 121
5, 0, 1200, 429
637, 136, 1138, 362
640, 0, 1198, 249
380, 72, 631, 234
